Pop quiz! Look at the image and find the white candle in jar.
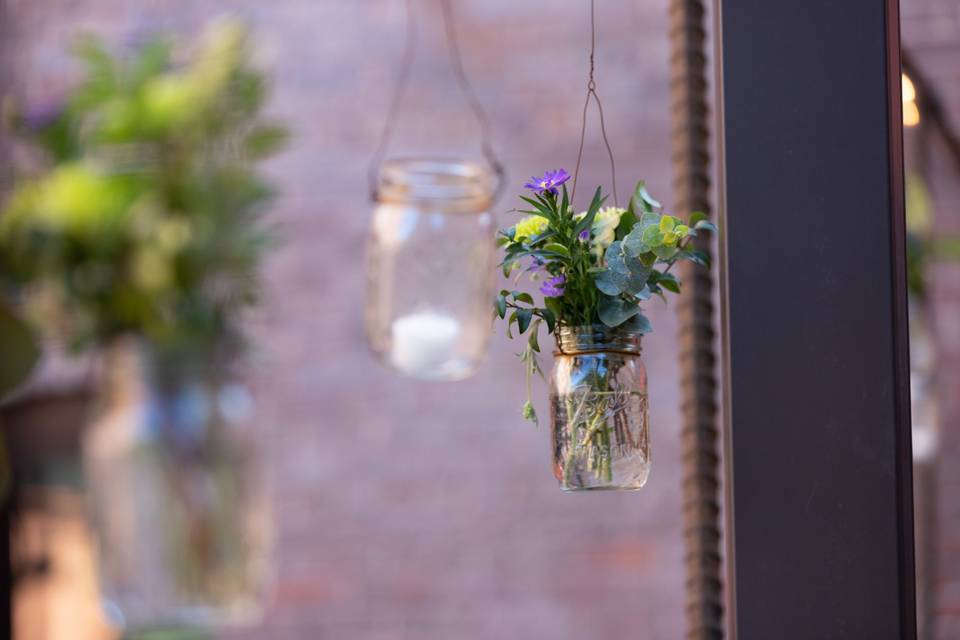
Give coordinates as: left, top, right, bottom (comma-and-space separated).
390, 311, 462, 379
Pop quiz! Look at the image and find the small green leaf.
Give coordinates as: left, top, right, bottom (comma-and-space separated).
656, 272, 681, 293
573, 186, 606, 238
495, 294, 507, 319
544, 296, 563, 319
633, 181, 662, 213
539, 308, 557, 334
516, 308, 533, 334
513, 291, 534, 304
614, 207, 638, 241
518, 196, 555, 220
689, 211, 709, 226
542, 243, 570, 257
694, 220, 719, 234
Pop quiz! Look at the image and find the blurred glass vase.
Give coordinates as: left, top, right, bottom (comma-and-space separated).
366, 158, 496, 380
83, 340, 269, 633
550, 325, 651, 491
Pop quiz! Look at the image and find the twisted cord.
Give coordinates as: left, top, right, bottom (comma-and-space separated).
668, 0, 724, 638
572, 0, 618, 207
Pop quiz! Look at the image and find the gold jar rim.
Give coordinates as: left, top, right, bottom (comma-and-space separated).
376, 156, 493, 210
554, 324, 643, 356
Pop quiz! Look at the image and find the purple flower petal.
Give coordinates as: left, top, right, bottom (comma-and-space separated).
540, 274, 566, 298
524, 169, 571, 196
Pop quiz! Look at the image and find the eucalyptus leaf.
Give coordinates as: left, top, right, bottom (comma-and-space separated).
652, 244, 679, 260
598, 294, 641, 327
639, 212, 661, 229
603, 242, 653, 295
622, 227, 650, 257
594, 270, 624, 296
495, 294, 507, 319
642, 226, 664, 246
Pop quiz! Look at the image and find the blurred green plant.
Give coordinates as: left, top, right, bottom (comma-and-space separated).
0, 19, 287, 361
905, 172, 960, 301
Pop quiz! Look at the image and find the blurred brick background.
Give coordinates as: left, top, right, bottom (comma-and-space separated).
3, 1, 959, 639
4, 1, 687, 639
902, 2, 960, 639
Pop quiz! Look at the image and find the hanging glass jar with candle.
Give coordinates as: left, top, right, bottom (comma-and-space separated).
366, 158, 496, 380
365, 0, 504, 380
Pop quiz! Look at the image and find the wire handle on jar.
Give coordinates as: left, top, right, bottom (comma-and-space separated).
367, 0, 506, 203
571, 0, 619, 208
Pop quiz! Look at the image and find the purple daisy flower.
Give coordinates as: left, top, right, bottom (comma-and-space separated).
526, 257, 546, 273
524, 169, 571, 196
540, 274, 566, 298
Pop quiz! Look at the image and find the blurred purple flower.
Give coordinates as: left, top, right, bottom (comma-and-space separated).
21, 98, 65, 132
540, 274, 566, 298
526, 257, 546, 273
578, 229, 589, 241
524, 169, 571, 196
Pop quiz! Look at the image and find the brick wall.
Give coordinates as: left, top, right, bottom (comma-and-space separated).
902, 1, 960, 638
4, 2, 689, 638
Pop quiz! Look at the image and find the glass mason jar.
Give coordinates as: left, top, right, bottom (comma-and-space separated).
550, 325, 650, 491
83, 340, 269, 634
366, 157, 496, 381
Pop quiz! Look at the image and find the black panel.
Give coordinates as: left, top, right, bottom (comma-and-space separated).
716, 0, 916, 637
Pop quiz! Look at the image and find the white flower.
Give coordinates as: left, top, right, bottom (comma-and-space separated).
590, 206, 625, 259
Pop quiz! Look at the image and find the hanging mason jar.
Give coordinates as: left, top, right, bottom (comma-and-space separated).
550, 325, 650, 491
364, 0, 504, 380
366, 157, 496, 380
83, 340, 269, 634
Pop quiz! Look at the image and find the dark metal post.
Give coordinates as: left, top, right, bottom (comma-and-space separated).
668, 0, 724, 638
716, 0, 916, 637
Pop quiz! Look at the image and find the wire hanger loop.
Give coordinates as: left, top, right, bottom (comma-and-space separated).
368, 0, 506, 203
571, 0, 619, 208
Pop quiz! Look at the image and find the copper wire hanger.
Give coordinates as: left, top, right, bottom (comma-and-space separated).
367, 0, 506, 202
571, 0, 619, 208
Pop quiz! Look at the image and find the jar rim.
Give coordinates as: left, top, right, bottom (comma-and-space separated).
376, 156, 494, 206
554, 324, 643, 355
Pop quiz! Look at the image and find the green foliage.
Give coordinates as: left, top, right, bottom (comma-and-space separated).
495, 177, 718, 421
0, 19, 288, 360
0, 302, 40, 396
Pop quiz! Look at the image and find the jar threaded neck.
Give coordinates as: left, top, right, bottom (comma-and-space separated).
554, 324, 643, 355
